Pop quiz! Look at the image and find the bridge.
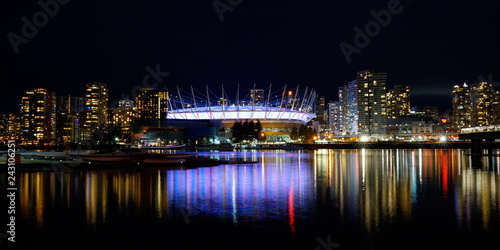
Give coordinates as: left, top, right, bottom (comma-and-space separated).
459, 125, 500, 156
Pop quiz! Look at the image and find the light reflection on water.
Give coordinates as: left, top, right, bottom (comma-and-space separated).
14, 148, 500, 248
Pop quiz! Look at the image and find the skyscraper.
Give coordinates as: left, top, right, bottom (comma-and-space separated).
328, 101, 341, 135
316, 95, 327, 123
340, 80, 359, 135
110, 100, 135, 145
452, 81, 500, 128
135, 88, 169, 119
470, 81, 498, 126
20, 88, 57, 146
386, 85, 410, 119
0, 114, 20, 142
56, 95, 86, 145
81, 81, 109, 141
338, 70, 388, 138
356, 70, 387, 136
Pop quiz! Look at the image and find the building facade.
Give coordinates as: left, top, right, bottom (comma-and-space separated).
80, 81, 109, 141
327, 101, 341, 135
56, 95, 85, 145
135, 88, 169, 119
356, 70, 387, 136
20, 88, 57, 146
386, 85, 410, 119
452, 81, 500, 129
110, 100, 135, 145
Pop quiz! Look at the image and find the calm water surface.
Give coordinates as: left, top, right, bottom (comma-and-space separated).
5, 148, 500, 249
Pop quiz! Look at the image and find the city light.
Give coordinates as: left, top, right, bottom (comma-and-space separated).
439, 136, 447, 142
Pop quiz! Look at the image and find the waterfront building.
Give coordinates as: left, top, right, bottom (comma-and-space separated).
20, 88, 57, 146
338, 80, 358, 135
80, 81, 109, 142
387, 117, 446, 141
452, 81, 500, 128
471, 81, 497, 126
337, 85, 348, 135
165, 84, 316, 142
451, 83, 472, 128
338, 70, 387, 139
327, 101, 341, 135
55, 95, 85, 145
135, 88, 169, 119
316, 95, 327, 123
0, 113, 20, 142
386, 85, 410, 119
356, 70, 387, 136
110, 100, 135, 145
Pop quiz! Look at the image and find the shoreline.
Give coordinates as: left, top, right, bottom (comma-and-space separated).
301, 141, 493, 150
1, 141, 498, 152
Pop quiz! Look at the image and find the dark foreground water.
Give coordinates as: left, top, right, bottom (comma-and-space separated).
2, 148, 500, 249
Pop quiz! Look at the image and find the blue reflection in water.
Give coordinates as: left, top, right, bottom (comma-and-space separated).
167, 151, 315, 234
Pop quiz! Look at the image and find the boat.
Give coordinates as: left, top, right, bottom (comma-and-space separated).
217, 143, 235, 151
66, 149, 199, 165
74, 151, 133, 162
281, 143, 305, 150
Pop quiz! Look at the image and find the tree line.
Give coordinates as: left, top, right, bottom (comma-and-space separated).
231, 120, 263, 142
231, 120, 317, 143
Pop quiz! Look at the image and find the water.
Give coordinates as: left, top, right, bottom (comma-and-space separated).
3, 149, 500, 249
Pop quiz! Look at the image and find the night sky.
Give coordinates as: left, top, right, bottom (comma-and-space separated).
3, 0, 500, 114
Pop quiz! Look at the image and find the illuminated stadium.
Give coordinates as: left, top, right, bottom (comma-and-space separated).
165, 84, 317, 141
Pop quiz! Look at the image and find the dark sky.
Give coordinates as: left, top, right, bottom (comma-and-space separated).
2, 0, 500, 114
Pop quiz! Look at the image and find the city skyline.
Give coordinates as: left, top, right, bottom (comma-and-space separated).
3, 1, 500, 114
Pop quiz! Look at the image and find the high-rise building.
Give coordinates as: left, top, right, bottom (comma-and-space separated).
80, 81, 109, 141
56, 95, 85, 114
328, 101, 341, 135
20, 88, 57, 146
471, 81, 497, 126
356, 70, 387, 136
337, 70, 387, 138
55, 95, 86, 145
337, 81, 358, 135
452, 81, 500, 128
386, 85, 410, 119
250, 89, 265, 106
316, 95, 327, 123
110, 100, 135, 145
135, 88, 169, 119
0, 114, 20, 142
